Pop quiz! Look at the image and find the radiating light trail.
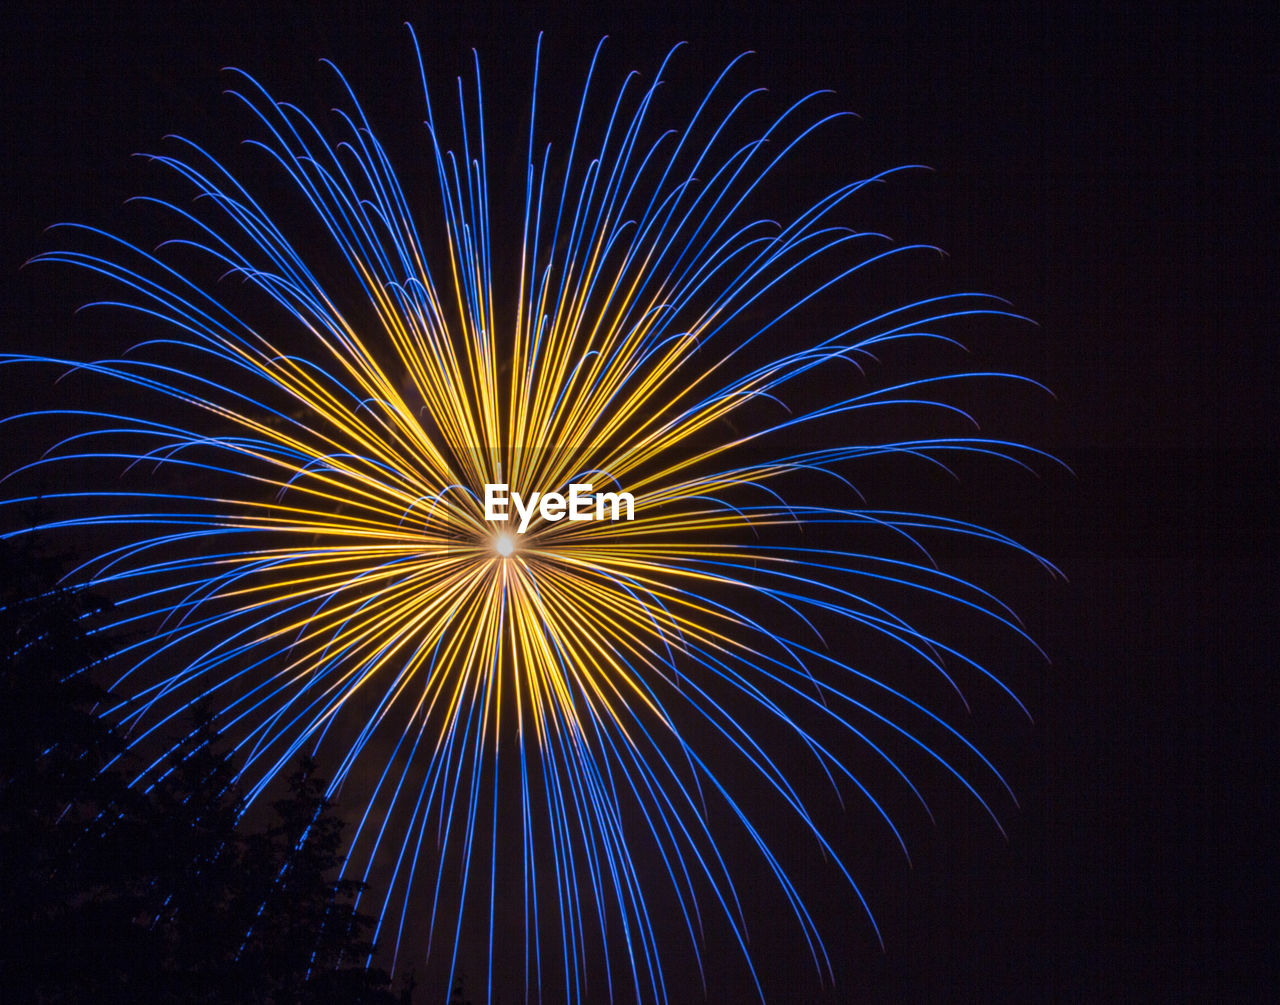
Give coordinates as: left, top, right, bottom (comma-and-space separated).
2, 30, 1058, 1003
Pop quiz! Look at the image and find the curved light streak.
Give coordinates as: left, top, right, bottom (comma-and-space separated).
2, 31, 1058, 1003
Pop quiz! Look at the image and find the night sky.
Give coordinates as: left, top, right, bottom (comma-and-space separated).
1, 1, 1274, 1000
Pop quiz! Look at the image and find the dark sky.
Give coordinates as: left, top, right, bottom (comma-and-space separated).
1, 1, 1274, 1000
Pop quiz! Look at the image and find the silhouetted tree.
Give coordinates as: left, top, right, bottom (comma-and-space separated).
0, 540, 404, 1003
142, 709, 259, 1002
238, 756, 396, 1004
0, 537, 149, 1001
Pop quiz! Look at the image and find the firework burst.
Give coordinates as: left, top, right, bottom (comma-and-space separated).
4, 31, 1056, 1003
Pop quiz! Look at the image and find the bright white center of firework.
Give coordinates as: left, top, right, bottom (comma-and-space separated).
494, 532, 515, 557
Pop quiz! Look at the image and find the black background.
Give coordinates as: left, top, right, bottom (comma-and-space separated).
1, 1, 1274, 1000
